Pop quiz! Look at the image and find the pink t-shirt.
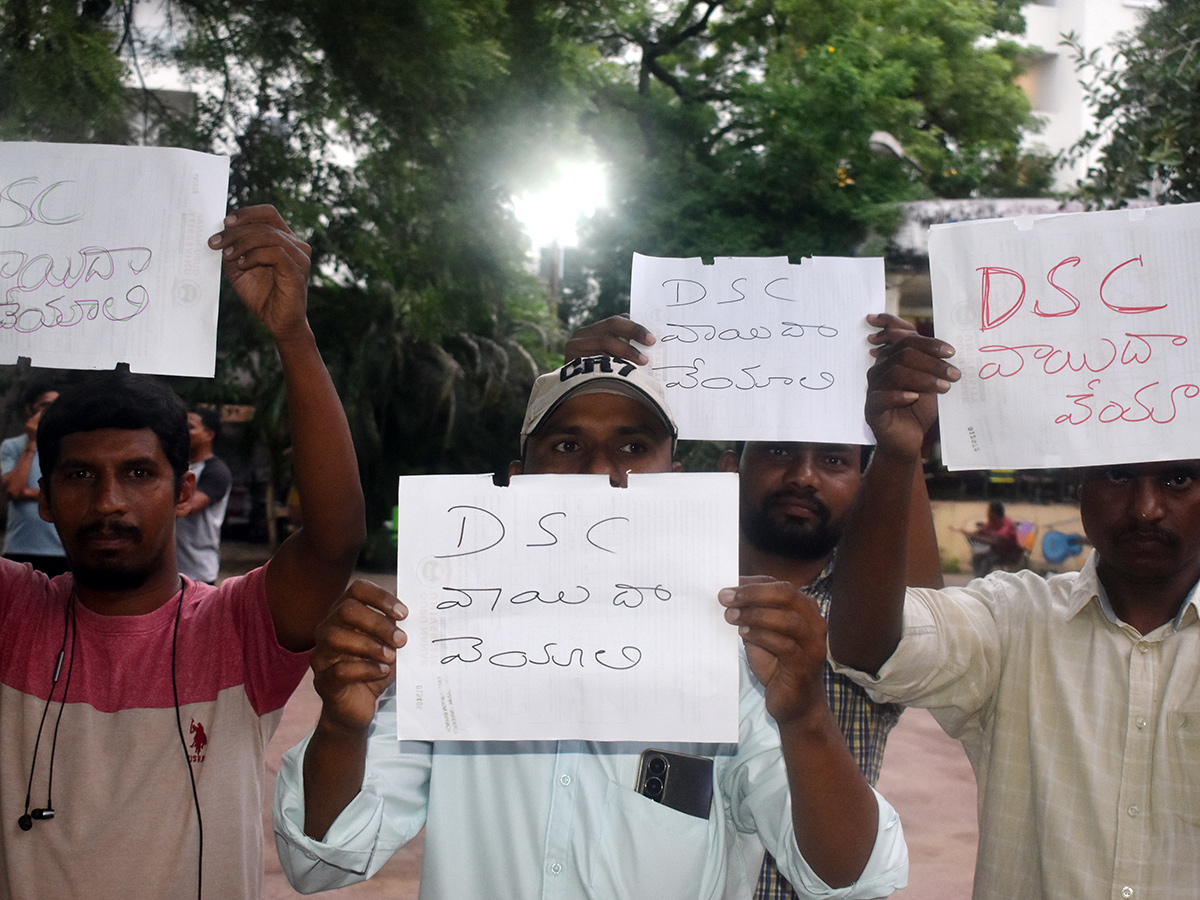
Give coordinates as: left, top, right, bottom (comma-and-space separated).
0, 561, 310, 900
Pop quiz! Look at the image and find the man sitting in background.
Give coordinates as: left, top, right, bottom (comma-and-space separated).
958, 501, 1022, 577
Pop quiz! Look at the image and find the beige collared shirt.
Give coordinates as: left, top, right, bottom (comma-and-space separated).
832, 552, 1200, 900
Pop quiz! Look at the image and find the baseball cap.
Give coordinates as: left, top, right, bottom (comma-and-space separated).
519, 355, 679, 454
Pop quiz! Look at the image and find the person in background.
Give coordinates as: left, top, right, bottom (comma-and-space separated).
564, 313, 942, 900
175, 406, 233, 584
1, 383, 66, 577
957, 500, 1022, 577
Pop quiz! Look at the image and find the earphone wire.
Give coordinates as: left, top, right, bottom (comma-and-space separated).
170, 576, 203, 900
21, 592, 72, 820
43, 595, 77, 813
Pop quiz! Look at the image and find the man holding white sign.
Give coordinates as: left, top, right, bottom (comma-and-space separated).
567, 312, 943, 900
274, 355, 907, 898
0, 205, 365, 900
827, 323, 1200, 898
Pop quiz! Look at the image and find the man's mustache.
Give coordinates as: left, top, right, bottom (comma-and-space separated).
767, 488, 831, 521
1115, 525, 1177, 546
78, 519, 142, 541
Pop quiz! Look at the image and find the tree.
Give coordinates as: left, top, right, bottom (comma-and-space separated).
154, 0, 585, 558
567, 0, 1051, 320
1, 0, 1052, 561
2, 0, 575, 561
1069, 0, 1200, 205
0, 0, 130, 142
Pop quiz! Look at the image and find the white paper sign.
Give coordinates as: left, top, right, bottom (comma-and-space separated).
629, 253, 880, 443
394, 472, 741, 742
0, 142, 230, 375
930, 203, 1200, 470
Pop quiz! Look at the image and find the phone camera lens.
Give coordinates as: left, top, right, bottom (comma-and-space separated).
644, 776, 664, 799
648, 756, 667, 776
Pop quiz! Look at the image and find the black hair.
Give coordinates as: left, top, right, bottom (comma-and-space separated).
191, 405, 222, 442
38, 371, 190, 494
988, 500, 1005, 517
732, 441, 874, 472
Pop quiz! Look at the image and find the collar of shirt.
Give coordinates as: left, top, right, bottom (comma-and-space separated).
1066, 550, 1200, 634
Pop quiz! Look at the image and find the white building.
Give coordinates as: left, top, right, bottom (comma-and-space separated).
1018, 0, 1160, 190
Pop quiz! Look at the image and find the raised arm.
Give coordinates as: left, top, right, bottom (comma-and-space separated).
3, 414, 43, 501
905, 460, 942, 588
828, 316, 959, 673
209, 205, 366, 650
870, 314, 945, 590
720, 578, 881, 886
302, 580, 406, 839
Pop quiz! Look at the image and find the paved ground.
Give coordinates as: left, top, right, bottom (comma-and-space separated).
234, 548, 978, 899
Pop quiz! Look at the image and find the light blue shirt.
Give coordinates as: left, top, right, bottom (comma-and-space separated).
1, 435, 64, 558
273, 656, 908, 900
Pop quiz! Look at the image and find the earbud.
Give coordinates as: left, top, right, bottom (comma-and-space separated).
17, 807, 54, 831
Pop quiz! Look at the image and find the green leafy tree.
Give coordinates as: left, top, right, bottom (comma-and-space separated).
1069, 0, 1200, 205
569, 0, 1051, 319
1, 0, 1052, 560
0, 0, 130, 142
1, 0, 578, 561
153, 0, 583, 559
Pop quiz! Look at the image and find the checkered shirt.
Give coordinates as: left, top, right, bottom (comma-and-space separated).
754, 558, 904, 900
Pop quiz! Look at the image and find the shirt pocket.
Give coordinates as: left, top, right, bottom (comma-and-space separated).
1166, 709, 1200, 826
587, 778, 717, 900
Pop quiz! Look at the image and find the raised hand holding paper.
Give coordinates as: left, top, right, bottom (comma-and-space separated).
0, 142, 230, 375
630, 253, 879, 443
930, 203, 1200, 470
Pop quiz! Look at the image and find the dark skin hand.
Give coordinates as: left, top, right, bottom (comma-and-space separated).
303, 581, 407, 840
861, 314, 958, 463
563, 314, 654, 365
207, 206, 367, 651
829, 320, 960, 674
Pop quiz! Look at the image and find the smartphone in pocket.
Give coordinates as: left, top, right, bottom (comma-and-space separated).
635, 748, 714, 819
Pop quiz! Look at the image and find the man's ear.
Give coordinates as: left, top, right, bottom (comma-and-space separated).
508, 459, 523, 479
37, 477, 52, 523
175, 470, 197, 517
672, 460, 683, 473
717, 449, 739, 474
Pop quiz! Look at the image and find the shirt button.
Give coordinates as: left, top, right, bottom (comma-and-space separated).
1121, 887, 1134, 899
1135, 717, 1147, 729
1128, 805, 1140, 817
559, 774, 572, 786
1138, 642, 1150, 653
549, 862, 562, 875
